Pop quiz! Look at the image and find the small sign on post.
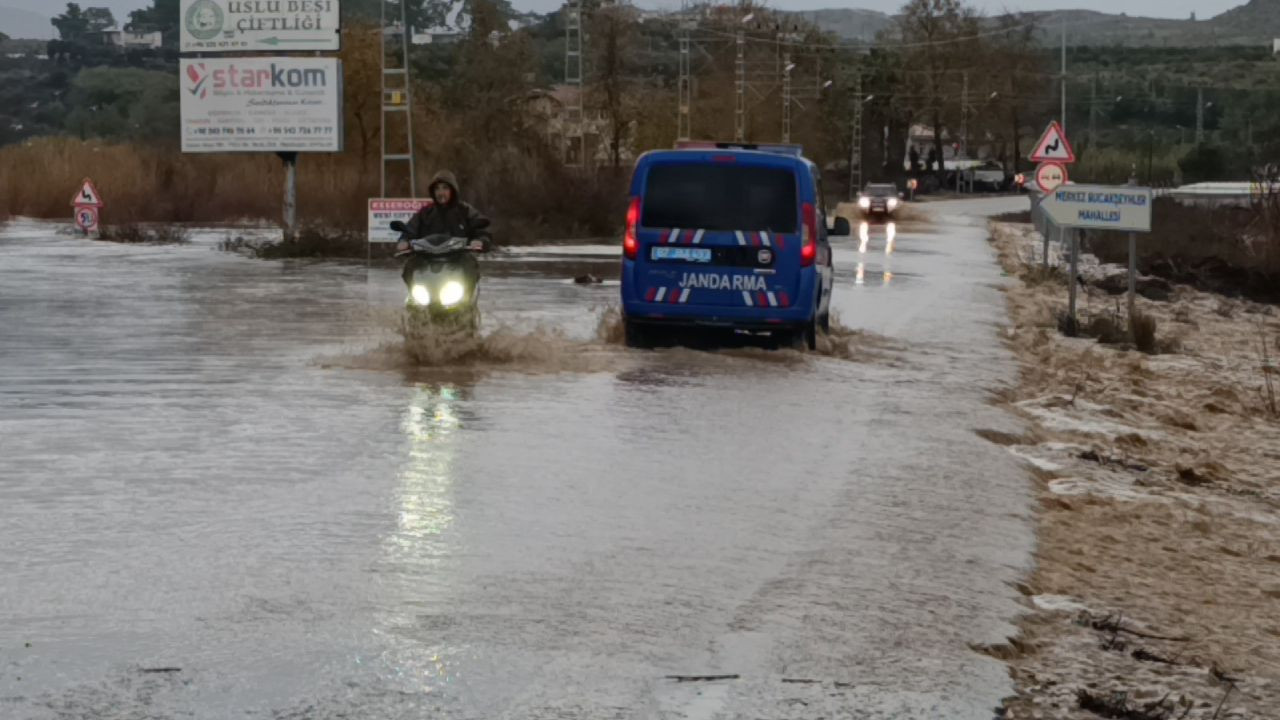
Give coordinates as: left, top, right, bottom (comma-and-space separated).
71, 178, 104, 236
1034, 161, 1068, 193
368, 198, 433, 244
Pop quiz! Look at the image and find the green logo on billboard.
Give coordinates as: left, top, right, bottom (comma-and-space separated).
185, 0, 225, 41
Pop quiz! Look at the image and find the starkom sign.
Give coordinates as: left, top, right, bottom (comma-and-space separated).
180, 57, 343, 153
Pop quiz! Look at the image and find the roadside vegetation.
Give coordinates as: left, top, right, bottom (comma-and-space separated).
1085, 195, 1280, 303
987, 218, 1280, 718
98, 222, 188, 244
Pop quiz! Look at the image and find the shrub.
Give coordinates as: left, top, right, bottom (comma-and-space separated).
99, 223, 189, 244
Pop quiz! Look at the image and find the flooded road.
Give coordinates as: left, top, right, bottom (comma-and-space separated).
1, 198, 1034, 719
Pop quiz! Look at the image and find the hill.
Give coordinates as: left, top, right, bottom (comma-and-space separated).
795, 8, 893, 43
0, 5, 53, 40
803, 1, 1280, 47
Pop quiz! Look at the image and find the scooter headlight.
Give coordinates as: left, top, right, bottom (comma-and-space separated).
438, 281, 465, 307
410, 284, 431, 306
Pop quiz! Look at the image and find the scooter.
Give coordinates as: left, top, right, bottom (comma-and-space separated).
390, 220, 487, 331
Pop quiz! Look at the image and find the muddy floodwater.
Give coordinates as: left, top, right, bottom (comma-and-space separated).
1, 198, 1033, 719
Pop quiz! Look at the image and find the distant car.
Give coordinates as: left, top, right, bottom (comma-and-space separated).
620, 141, 848, 350
857, 183, 902, 217
968, 161, 1011, 191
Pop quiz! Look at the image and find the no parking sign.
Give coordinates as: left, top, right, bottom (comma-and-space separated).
75, 206, 100, 234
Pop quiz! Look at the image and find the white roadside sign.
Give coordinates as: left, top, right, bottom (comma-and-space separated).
181, 0, 341, 53
368, 199, 432, 243
1041, 185, 1153, 232
181, 58, 343, 153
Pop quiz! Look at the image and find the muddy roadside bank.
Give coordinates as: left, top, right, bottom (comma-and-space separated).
985, 221, 1280, 719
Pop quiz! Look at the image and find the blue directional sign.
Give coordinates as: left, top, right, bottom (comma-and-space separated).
1040, 185, 1153, 232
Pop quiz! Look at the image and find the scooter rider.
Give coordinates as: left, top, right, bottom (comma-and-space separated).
396, 170, 492, 255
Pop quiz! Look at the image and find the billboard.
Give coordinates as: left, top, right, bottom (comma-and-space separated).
181, 58, 343, 153
180, 0, 341, 53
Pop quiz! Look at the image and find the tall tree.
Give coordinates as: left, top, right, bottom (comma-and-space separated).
988, 13, 1044, 173
588, 4, 640, 167
897, 0, 979, 182
52, 4, 91, 42
126, 0, 179, 40
84, 7, 116, 33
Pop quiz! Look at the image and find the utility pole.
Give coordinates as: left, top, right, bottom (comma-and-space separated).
781, 48, 793, 143
849, 74, 862, 200
380, 0, 417, 199
1195, 86, 1205, 144
1060, 16, 1067, 131
960, 71, 969, 158
677, 29, 691, 141
735, 29, 745, 142
564, 0, 585, 165
1089, 74, 1097, 149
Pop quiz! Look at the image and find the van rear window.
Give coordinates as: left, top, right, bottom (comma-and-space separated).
642, 164, 797, 233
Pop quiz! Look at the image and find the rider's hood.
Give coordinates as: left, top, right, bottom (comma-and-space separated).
429, 170, 460, 205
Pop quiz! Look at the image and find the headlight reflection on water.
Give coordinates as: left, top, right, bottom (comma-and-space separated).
372, 385, 470, 695
411, 284, 431, 306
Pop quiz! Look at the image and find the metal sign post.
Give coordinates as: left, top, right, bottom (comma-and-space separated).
278, 151, 298, 240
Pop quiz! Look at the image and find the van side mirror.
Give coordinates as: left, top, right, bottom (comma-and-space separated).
829, 217, 852, 237
389, 220, 407, 233
898, 192, 905, 200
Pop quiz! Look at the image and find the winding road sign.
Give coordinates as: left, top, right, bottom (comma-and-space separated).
1030, 121, 1075, 164
71, 178, 104, 208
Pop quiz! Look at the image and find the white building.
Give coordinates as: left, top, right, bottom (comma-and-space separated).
92, 28, 163, 49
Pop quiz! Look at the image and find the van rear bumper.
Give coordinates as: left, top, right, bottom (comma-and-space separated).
621, 302, 814, 328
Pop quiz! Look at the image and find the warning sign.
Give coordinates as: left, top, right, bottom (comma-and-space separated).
71, 178, 104, 207
1029, 121, 1075, 164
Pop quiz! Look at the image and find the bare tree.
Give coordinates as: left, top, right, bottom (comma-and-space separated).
589, 4, 640, 167
897, 0, 979, 182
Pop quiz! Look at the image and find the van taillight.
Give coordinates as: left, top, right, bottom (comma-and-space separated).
801, 202, 817, 267
623, 196, 640, 260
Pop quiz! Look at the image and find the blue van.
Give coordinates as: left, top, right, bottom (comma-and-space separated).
620, 142, 847, 349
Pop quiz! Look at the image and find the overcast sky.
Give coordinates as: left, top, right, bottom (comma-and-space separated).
28, 0, 1251, 22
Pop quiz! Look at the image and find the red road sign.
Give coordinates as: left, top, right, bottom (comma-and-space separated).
1029, 122, 1075, 164
75, 205, 100, 234
1035, 162, 1069, 193
71, 178, 105, 208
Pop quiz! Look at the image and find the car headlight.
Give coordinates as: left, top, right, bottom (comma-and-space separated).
438, 281, 465, 307
410, 284, 430, 306
887, 198, 899, 209
858, 197, 871, 209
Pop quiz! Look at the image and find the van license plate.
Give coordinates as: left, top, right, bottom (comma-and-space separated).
651, 247, 712, 263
